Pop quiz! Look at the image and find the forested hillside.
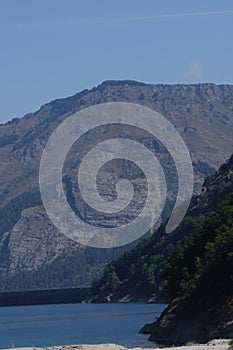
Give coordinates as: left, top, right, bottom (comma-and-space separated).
91, 155, 233, 303
141, 155, 233, 344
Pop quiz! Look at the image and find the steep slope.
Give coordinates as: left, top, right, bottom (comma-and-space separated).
0, 81, 233, 290
91, 155, 233, 302
140, 155, 233, 344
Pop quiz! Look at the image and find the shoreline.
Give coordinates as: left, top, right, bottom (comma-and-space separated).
0, 287, 91, 307
3, 339, 231, 350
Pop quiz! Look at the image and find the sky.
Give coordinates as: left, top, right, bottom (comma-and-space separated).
0, 0, 233, 123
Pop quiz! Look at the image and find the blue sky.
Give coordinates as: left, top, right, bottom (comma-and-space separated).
0, 0, 233, 123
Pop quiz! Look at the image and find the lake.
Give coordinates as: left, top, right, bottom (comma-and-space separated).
0, 302, 166, 349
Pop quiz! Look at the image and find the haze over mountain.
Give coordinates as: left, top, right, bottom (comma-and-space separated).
0, 80, 233, 290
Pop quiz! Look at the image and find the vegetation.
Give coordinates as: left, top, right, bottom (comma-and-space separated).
0, 190, 130, 291
193, 160, 216, 177
0, 134, 19, 148
0, 81, 233, 293
1, 155, 231, 294
0, 190, 42, 236
91, 155, 233, 302
141, 156, 233, 344
0, 243, 128, 291
91, 225, 174, 299
166, 193, 233, 301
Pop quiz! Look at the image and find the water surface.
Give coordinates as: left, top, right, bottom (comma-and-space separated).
0, 302, 166, 349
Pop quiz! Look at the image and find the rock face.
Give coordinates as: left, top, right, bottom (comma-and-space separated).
141, 296, 233, 345
0, 80, 233, 289
5, 207, 75, 275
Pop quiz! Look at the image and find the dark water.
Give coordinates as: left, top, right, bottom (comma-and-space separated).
0, 303, 166, 349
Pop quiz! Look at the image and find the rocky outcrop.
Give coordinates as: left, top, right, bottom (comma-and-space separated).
140, 295, 233, 345
3, 206, 76, 276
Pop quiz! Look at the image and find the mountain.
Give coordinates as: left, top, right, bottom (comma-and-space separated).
0, 80, 233, 290
140, 155, 233, 344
